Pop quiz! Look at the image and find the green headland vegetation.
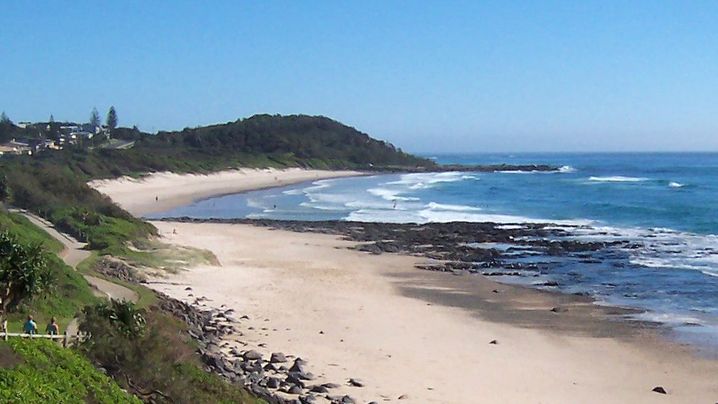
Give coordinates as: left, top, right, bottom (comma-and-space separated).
0, 113, 431, 403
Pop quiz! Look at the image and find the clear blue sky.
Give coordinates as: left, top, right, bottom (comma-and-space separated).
1, 1, 717, 152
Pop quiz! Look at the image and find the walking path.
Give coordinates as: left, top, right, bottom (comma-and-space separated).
11, 210, 139, 336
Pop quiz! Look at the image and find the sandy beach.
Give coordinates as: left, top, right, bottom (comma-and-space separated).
89, 168, 362, 216
91, 170, 718, 403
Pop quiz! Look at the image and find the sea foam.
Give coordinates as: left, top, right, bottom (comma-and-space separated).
588, 176, 648, 182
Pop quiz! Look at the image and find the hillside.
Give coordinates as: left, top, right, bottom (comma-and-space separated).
143, 114, 433, 169
2, 114, 434, 178
0, 339, 140, 403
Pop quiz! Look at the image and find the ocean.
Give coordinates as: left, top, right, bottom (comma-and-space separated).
152, 153, 718, 350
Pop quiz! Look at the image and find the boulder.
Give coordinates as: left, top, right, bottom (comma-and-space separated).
289, 358, 308, 374
264, 362, 278, 372
265, 377, 281, 389
310, 385, 329, 393
271, 352, 288, 363
243, 350, 263, 361
299, 395, 317, 404
285, 373, 306, 388
348, 378, 365, 387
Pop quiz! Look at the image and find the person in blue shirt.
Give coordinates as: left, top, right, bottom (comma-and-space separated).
23, 315, 37, 335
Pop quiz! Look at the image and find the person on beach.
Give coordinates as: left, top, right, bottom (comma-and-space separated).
46, 317, 59, 335
23, 315, 37, 335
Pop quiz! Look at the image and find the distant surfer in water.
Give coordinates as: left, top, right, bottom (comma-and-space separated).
393, 200, 397, 209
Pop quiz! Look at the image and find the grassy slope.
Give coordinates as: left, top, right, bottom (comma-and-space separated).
0, 339, 140, 403
0, 210, 98, 332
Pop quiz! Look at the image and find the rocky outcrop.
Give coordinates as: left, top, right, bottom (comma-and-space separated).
155, 292, 364, 404
158, 218, 634, 281
95, 257, 147, 284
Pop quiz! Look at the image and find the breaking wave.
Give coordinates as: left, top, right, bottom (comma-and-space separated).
588, 176, 648, 182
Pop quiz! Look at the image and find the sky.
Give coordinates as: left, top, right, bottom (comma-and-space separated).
1, 1, 717, 153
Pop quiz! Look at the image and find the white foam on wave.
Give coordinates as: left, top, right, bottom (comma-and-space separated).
367, 187, 420, 202
631, 311, 707, 327
282, 188, 304, 195
426, 202, 482, 212
498, 165, 575, 174
346, 209, 423, 223
588, 176, 648, 183
569, 224, 718, 278
669, 181, 684, 188
345, 200, 594, 226
388, 172, 477, 189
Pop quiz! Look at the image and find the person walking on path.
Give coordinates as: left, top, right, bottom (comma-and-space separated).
46, 317, 60, 335
23, 315, 37, 335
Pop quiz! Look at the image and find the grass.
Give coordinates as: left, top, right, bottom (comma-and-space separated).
122, 238, 219, 274
0, 339, 141, 403
0, 210, 99, 333
0, 211, 63, 253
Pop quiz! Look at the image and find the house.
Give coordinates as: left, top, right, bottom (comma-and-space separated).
0, 139, 32, 156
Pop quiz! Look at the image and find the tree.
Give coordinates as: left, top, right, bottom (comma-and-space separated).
106, 106, 118, 131
0, 232, 52, 314
90, 107, 101, 128
0, 112, 11, 125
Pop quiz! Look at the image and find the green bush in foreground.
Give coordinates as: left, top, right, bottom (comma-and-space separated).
78, 305, 263, 404
0, 339, 140, 403
0, 232, 54, 315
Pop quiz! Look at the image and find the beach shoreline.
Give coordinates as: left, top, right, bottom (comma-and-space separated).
145, 220, 718, 403
90, 169, 718, 403
89, 168, 364, 216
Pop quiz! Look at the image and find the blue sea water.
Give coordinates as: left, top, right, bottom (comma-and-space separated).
153, 153, 718, 350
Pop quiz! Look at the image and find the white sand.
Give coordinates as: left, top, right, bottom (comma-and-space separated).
91, 170, 718, 403
148, 222, 718, 404
89, 168, 362, 216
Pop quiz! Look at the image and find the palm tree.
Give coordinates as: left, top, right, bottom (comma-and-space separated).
0, 232, 52, 314
81, 299, 146, 339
